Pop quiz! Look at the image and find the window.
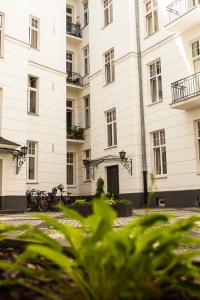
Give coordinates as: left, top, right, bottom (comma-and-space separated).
27, 141, 38, 181
0, 12, 5, 57
83, 46, 89, 75
66, 5, 73, 33
84, 95, 90, 128
104, 0, 113, 27
85, 149, 91, 181
28, 76, 38, 115
196, 121, 200, 165
29, 16, 40, 50
66, 99, 74, 130
145, 0, 158, 37
190, 0, 200, 8
83, 1, 89, 26
106, 109, 117, 147
192, 40, 200, 73
149, 59, 162, 103
67, 153, 75, 185
105, 48, 115, 84
66, 51, 73, 73
152, 130, 167, 175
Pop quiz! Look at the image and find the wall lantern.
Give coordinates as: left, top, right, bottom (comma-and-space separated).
13, 145, 28, 174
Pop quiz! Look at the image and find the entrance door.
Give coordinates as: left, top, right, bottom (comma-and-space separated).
107, 165, 119, 198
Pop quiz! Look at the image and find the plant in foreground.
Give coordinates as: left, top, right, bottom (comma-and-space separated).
0, 201, 200, 300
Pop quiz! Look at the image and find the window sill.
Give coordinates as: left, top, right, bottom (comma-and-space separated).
84, 127, 90, 130
103, 80, 115, 88
83, 180, 91, 183
147, 99, 163, 107
67, 185, 77, 188
155, 175, 167, 179
196, 172, 200, 175
144, 31, 158, 40
26, 181, 39, 184
104, 145, 118, 150
101, 22, 113, 30
82, 24, 89, 30
27, 112, 39, 117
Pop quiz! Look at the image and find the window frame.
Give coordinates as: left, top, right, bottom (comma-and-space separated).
152, 129, 167, 176
104, 48, 115, 85
29, 15, 40, 50
66, 99, 74, 130
195, 120, 200, 171
27, 75, 39, 115
192, 39, 200, 73
103, 0, 113, 27
84, 149, 91, 181
83, 0, 89, 27
105, 108, 117, 148
66, 51, 73, 73
0, 12, 5, 58
27, 141, 38, 182
145, 0, 159, 37
83, 45, 89, 76
149, 59, 163, 104
84, 95, 90, 129
67, 152, 76, 186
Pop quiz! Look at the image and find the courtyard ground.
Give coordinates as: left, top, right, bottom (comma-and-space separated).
0, 208, 199, 239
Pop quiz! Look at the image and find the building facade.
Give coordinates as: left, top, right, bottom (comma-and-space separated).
67, 0, 200, 208
0, 0, 66, 211
0, 0, 200, 211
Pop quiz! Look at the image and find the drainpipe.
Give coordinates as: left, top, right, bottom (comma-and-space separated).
135, 0, 148, 207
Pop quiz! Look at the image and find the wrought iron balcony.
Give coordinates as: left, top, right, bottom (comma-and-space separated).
171, 72, 200, 110
66, 22, 82, 38
66, 72, 82, 87
67, 125, 84, 141
166, 0, 200, 33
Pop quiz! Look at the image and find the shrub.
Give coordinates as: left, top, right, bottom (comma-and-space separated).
96, 177, 104, 198
0, 201, 200, 300
73, 199, 88, 206
114, 199, 128, 205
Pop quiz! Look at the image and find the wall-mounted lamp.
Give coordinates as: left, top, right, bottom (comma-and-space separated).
13, 145, 28, 174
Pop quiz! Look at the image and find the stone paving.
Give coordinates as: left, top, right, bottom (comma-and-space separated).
0, 208, 199, 241
0, 208, 199, 229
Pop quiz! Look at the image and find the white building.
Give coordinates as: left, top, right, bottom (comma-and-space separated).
67, 0, 200, 208
0, 0, 66, 211
0, 0, 200, 211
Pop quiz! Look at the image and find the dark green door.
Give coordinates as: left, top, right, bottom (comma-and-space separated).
107, 165, 119, 199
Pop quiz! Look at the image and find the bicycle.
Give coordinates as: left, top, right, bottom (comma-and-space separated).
26, 189, 49, 212
48, 184, 66, 211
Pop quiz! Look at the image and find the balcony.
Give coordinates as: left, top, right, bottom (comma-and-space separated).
66, 72, 83, 89
67, 126, 85, 144
166, 0, 200, 34
66, 22, 82, 43
170, 72, 200, 110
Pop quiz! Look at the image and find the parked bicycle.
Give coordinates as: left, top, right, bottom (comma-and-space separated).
26, 189, 49, 212
48, 184, 71, 211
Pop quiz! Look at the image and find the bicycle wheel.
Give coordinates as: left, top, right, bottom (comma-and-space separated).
38, 196, 49, 212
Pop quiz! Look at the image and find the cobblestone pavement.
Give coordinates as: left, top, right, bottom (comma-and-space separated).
0, 208, 199, 229
0, 208, 199, 250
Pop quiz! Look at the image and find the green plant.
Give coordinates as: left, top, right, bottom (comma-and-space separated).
0, 200, 200, 300
73, 199, 88, 206
114, 199, 128, 205
96, 177, 104, 198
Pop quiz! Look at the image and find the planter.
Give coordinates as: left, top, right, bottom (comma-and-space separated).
112, 203, 133, 217
68, 203, 133, 218
68, 204, 93, 217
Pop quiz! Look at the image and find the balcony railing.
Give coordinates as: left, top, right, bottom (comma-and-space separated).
171, 72, 200, 103
66, 22, 82, 38
67, 126, 84, 140
167, 0, 199, 23
67, 72, 82, 87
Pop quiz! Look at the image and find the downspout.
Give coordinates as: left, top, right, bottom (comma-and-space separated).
135, 0, 148, 207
